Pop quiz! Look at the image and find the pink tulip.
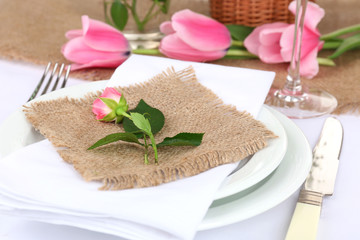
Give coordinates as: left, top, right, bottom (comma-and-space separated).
159, 9, 231, 62
62, 15, 130, 71
92, 87, 128, 123
244, 1, 325, 78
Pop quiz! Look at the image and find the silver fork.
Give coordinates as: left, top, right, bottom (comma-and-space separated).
27, 62, 71, 102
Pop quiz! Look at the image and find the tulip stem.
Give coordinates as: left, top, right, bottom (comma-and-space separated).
129, 0, 144, 31
124, 0, 163, 32
226, 49, 257, 58
103, 1, 112, 25
231, 40, 244, 47
320, 24, 360, 40
132, 48, 161, 55
132, 48, 335, 67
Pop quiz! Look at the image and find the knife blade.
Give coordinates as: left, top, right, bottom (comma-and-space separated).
285, 117, 343, 240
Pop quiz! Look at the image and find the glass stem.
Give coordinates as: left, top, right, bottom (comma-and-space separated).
282, 0, 308, 95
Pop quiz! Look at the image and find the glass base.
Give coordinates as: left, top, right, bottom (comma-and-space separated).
266, 88, 338, 119
124, 31, 163, 50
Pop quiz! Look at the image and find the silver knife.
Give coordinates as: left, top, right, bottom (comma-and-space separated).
285, 117, 343, 240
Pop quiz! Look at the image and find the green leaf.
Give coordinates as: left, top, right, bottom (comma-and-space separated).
322, 39, 343, 50
130, 112, 152, 135
226, 25, 254, 41
111, 0, 128, 31
157, 133, 204, 147
123, 99, 165, 137
317, 57, 336, 67
329, 33, 360, 59
320, 24, 360, 41
87, 132, 142, 150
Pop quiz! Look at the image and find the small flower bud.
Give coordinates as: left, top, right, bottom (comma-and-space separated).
92, 87, 129, 123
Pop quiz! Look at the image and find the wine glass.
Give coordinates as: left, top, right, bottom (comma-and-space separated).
266, 0, 337, 119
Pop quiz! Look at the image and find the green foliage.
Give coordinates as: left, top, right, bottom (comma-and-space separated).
226, 25, 254, 41
329, 33, 360, 59
123, 99, 165, 138
88, 132, 141, 150
89, 98, 203, 164
110, 0, 128, 30
157, 133, 204, 147
129, 112, 152, 136
155, 0, 171, 14
104, 0, 170, 32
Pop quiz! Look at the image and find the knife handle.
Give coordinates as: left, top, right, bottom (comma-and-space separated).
285, 190, 323, 240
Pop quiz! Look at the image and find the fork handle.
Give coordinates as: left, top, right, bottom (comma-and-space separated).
285, 190, 322, 240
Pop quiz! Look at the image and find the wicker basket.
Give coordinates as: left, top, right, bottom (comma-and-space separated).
210, 0, 315, 27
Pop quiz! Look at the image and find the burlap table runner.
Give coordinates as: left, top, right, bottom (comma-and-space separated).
24, 67, 276, 190
1, 0, 359, 114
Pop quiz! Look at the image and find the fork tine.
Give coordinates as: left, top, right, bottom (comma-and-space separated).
51, 63, 65, 91
61, 65, 71, 88
27, 62, 71, 102
41, 63, 58, 96
27, 62, 52, 102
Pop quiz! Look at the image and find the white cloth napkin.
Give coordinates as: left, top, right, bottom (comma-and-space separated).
0, 55, 274, 240
108, 54, 273, 117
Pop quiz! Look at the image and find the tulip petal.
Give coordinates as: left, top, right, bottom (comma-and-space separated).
159, 34, 226, 62
280, 25, 322, 61
280, 25, 296, 62
298, 45, 320, 79
244, 23, 289, 55
160, 21, 175, 35
171, 9, 231, 51
259, 23, 290, 46
300, 28, 322, 58
244, 25, 266, 55
258, 45, 284, 63
70, 57, 129, 71
62, 37, 129, 65
65, 29, 83, 40
289, 1, 324, 34
81, 15, 129, 52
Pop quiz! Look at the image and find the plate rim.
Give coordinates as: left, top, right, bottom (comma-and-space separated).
214, 106, 287, 199
198, 105, 312, 230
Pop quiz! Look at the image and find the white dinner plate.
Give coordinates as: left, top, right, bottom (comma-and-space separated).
214, 106, 286, 199
198, 105, 312, 230
0, 81, 311, 231
0, 81, 287, 200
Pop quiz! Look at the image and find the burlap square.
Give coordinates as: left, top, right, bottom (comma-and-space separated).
24, 67, 276, 190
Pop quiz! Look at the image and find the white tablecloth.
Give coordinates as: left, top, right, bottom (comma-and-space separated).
0, 59, 359, 240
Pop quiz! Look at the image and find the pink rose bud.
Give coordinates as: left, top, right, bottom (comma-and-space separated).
92, 87, 128, 123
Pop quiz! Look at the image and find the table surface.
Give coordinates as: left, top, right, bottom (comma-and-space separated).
0, 59, 359, 240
